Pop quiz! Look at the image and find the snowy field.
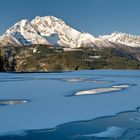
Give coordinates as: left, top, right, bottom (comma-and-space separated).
0, 70, 140, 136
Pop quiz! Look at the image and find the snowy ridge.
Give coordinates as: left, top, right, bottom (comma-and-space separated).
100, 32, 140, 47
0, 16, 96, 48
4, 19, 51, 46
0, 16, 140, 48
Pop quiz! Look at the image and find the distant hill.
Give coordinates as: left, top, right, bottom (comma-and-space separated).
0, 45, 139, 72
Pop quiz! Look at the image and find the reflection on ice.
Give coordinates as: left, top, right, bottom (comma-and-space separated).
82, 126, 127, 138
0, 77, 34, 82
129, 117, 140, 123
62, 78, 86, 82
75, 84, 131, 96
0, 130, 27, 136
62, 78, 111, 83
0, 100, 29, 106
113, 85, 130, 88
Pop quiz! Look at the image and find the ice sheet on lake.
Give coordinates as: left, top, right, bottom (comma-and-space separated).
62, 78, 110, 83
75, 84, 130, 96
129, 117, 140, 123
0, 130, 27, 136
62, 78, 86, 82
82, 126, 126, 138
0, 70, 140, 135
0, 100, 29, 106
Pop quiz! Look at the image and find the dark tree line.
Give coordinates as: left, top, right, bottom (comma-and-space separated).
0, 49, 16, 72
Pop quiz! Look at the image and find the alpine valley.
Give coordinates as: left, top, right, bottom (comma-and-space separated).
0, 16, 140, 72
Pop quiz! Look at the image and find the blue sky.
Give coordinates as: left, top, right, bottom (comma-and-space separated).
0, 0, 140, 36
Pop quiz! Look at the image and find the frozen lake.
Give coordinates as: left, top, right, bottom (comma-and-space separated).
0, 70, 140, 139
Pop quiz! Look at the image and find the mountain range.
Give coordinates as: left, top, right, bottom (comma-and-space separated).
0, 16, 140, 72
1, 16, 140, 50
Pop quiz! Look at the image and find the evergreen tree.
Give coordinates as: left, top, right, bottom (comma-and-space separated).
10, 53, 16, 71
0, 50, 5, 72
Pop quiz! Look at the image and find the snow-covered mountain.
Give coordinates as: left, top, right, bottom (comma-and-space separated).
0, 16, 140, 49
0, 16, 96, 48
100, 32, 140, 48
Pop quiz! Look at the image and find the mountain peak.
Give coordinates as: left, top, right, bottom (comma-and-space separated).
100, 31, 140, 47
0, 15, 140, 48
6, 19, 30, 34
34, 15, 61, 20
32, 16, 65, 25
